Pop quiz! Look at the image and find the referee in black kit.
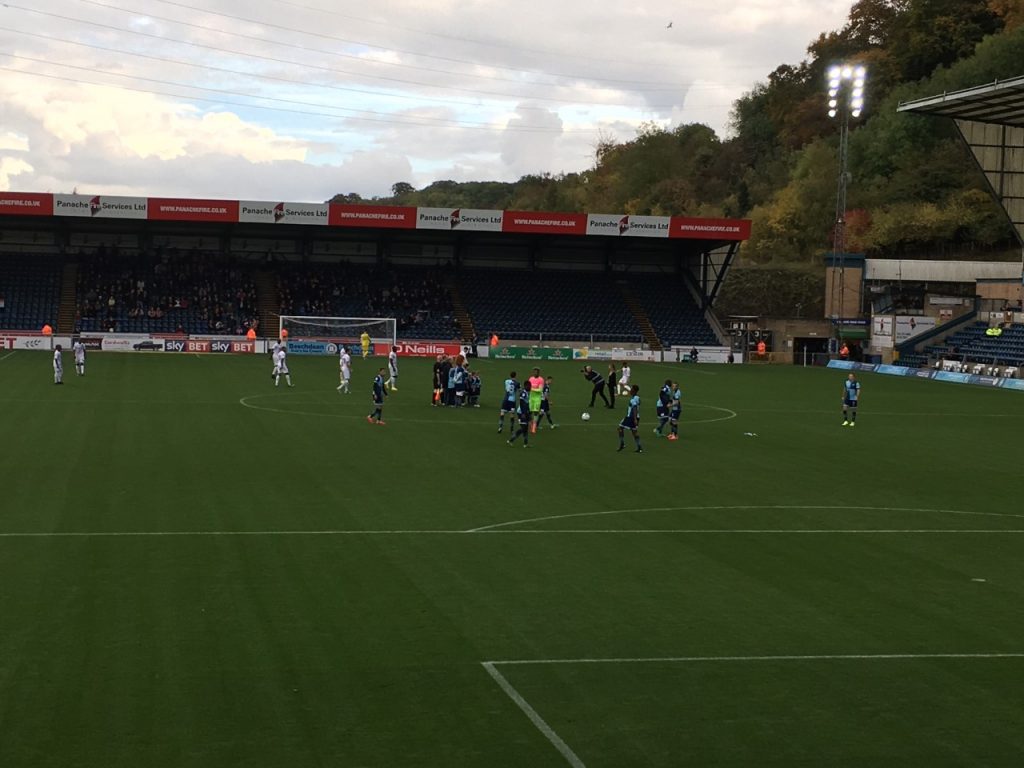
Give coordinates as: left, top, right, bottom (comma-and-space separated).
581, 364, 611, 408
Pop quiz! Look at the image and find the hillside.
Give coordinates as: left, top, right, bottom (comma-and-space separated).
330, 0, 1024, 267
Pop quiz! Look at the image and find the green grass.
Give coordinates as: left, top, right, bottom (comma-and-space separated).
2, 351, 1024, 767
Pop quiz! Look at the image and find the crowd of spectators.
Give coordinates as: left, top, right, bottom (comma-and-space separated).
277, 262, 458, 337
77, 245, 259, 334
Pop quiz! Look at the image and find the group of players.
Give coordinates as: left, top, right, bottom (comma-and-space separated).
50, 336, 860, 438
50, 341, 87, 384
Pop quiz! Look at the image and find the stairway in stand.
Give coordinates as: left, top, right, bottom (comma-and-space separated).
56, 260, 79, 335
619, 283, 662, 351
446, 275, 475, 342
253, 269, 280, 339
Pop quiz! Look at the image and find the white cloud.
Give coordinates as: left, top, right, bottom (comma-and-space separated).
0, 0, 853, 198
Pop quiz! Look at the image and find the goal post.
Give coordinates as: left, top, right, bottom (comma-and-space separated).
279, 316, 397, 353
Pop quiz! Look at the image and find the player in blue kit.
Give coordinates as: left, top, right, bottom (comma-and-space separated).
367, 367, 387, 425
653, 379, 673, 435
537, 375, 557, 429
498, 371, 519, 433
617, 384, 643, 453
842, 373, 861, 426
507, 381, 532, 447
667, 381, 682, 441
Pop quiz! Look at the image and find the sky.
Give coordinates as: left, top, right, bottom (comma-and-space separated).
0, 0, 853, 201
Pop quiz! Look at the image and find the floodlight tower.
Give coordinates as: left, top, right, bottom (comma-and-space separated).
827, 64, 866, 342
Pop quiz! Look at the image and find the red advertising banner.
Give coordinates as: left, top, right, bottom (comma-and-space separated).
669, 217, 752, 240
330, 205, 416, 229
187, 340, 211, 353
502, 210, 587, 235
395, 340, 467, 357
148, 198, 239, 223
0, 192, 53, 217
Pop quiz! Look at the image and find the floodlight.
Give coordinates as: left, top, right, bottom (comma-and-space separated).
851, 97, 864, 109
855, 66, 866, 78
828, 66, 841, 79
829, 89, 839, 99
828, 99, 838, 108
828, 109, 837, 118
852, 87, 863, 98
829, 78, 840, 89
851, 109, 861, 118
853, 78, 864, 88
842, 66, 853, 79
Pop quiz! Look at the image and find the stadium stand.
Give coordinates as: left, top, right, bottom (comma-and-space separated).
0, 253, 62, 331
76, 246, 259, 335
276, 262, 458, 340
458, 269, 642, 342
628, 274, 719, 347
931, 321, 1024, 366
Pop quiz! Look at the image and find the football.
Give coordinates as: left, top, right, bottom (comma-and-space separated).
581, 412, 591, 421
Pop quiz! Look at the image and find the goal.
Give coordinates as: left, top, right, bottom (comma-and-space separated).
279, 316, 397, 352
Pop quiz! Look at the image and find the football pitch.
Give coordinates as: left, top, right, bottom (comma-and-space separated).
2, 351, 1024, 767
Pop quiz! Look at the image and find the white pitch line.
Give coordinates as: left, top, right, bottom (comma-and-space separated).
0, 529, 466, 538
482, 662, 586, 768
487, 652, 1024, 667
0, 351, 15, 362
2, 527, 1024, 538
476, 529, 1024, 534
467, 504, 1024, 533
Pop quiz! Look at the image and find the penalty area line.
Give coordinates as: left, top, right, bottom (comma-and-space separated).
486, 652, 1024, 667
481, 662, 586, 768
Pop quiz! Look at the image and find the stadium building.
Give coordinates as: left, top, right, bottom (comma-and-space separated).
0, 191, 751, 362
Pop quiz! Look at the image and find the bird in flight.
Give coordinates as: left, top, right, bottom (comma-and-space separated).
666, 21, 673, 28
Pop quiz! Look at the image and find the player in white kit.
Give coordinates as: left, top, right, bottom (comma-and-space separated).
270, 341, 283, 378
336, 346, 352, 393
386, 346, 399, 391
72, 339, 86, 376
618, 363, 631, 395
272, 346, 293, 387
53, 344, 64, 384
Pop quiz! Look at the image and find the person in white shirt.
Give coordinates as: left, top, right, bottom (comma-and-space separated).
270, 341, 283, 378
72, 339, 86, 376
336, 346, 352, 393
386, 345, 399, 391
618, 363, 631, 395
272, 346, 292, 387
53, 344, 64, 385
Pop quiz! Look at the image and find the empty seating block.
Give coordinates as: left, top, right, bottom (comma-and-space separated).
629, 275, 718, 347
459, 270, 641, 342
0, 253, 61, 331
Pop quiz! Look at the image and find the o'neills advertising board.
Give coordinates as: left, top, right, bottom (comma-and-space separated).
329, 205, 416, 229
586, 214, 670, 238
239, 201, 328, 225
669, 217, 751, 240
54, 194, 148, 219
415, 208, 504, 232
149, 198, 239, 223
395, 341, 466, 357
501, 211, 587, 236
0, 192, 53, 216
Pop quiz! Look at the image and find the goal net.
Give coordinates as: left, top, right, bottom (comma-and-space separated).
279, 316, 397, 352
